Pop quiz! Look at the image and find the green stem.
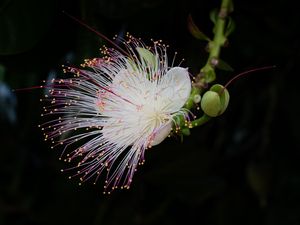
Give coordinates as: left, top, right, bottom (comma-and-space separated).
207, 0, 231, 65
179, 0, 233, 128
190, 114, 211, 127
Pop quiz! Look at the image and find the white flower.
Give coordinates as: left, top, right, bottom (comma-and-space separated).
41, 36, 191, 192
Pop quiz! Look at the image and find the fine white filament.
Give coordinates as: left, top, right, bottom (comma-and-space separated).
41, 37, 191, 192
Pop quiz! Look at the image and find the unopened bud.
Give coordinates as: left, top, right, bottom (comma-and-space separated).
200, 84, 229, 117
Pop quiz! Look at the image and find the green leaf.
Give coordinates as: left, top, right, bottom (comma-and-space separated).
246, 162, 272, 207
209, 9, 218, 25
187, 14, 211, 41
225, 17, 236, 37
228, 0, 234, 13
0, 0, 54, 55
216, 59, 234, 71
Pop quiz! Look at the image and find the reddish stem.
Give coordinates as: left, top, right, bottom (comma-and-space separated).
224, 65, 276, 89
62, 11, 129, 57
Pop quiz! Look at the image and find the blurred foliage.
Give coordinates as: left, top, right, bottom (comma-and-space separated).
0, 0, 300, 225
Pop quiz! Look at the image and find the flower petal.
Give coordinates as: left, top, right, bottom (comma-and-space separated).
136, 47, 158, 69
150, 121, 172, 146
159, 67, 191, 113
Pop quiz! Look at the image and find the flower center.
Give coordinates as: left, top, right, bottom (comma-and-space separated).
150, 111, 169, 127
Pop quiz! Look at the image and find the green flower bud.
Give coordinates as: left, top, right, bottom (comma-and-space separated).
193, 94, 201, 104
200, 84, 230, 117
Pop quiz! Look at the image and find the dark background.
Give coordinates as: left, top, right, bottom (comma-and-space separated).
1, 0, 299, 224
